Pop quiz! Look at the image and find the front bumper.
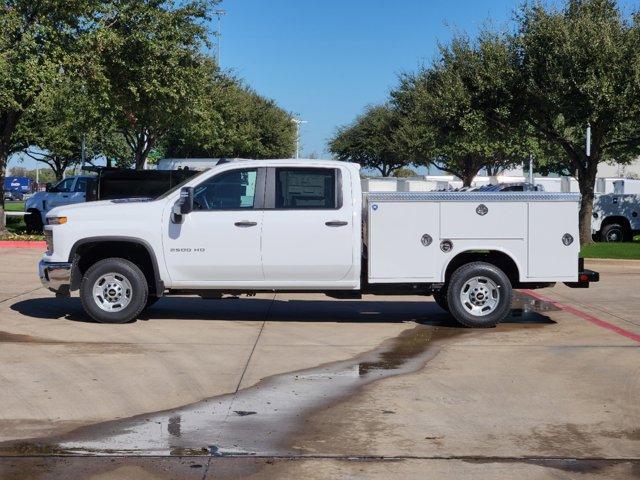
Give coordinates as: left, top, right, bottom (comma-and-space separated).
39, 260, 72, 296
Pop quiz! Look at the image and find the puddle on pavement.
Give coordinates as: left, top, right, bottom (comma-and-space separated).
0, 292, 558, 458
3, 325, 461, 457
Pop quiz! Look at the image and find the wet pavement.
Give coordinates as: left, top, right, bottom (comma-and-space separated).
0, 250, 638, 479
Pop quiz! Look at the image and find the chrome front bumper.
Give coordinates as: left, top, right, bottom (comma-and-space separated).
39, 260, 72, 296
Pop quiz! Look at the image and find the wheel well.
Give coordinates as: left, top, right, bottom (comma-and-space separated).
444, 251, 519, 284
601, 216, 630, 230
72, 241, 159, 294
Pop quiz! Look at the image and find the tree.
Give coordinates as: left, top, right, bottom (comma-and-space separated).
392, 35, 526, 187
163, 71, 296, 159
393, 167, 418, 177
0, 0, 95, 233
94, 0, 217, 170
329, 104, 415, 177
16, 75, 103, 180
509, 0, 640, 243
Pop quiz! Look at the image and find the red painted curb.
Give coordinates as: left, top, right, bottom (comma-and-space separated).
523, 289, 640, 343
0, 241, 46, 249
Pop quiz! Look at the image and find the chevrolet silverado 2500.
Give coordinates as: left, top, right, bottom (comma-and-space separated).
38, 159, 598, 327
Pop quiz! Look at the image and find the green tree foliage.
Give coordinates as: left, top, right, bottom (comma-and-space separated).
93, 0, 217, 169
392, 167, 419, 178
16, 76, 104, 180
393, 35, 527, 187
163, 70, 296, 159
508, 0, 640, 243
329, 104, 415, 177
0, 0, 95, 232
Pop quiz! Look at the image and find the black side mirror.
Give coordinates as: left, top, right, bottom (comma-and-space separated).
172, 186, 194, 223
179, 187, 194, 214
45, 183, 52, 192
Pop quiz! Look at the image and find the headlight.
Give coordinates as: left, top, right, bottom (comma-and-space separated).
47, 216, 67, 225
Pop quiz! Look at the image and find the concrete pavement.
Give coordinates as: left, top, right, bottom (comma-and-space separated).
0, 249, 638, 479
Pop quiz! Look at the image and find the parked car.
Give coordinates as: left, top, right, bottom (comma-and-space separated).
38, 159, 598, 327
3, 189, 24, 201
24, 176, 95, 233
591, 193, 640, 242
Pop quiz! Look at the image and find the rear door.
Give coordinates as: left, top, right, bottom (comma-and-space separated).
261, 167, 354, 283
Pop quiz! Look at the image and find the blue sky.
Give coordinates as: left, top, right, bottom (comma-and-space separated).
219, 0, 522, 158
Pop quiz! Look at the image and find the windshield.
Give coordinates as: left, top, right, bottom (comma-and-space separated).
154, 169, 209, 200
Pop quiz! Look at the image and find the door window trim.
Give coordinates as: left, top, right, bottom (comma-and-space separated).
190, 167, 266, 212
264, 167, 343, 210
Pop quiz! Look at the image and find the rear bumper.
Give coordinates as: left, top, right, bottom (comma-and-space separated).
564, 258, 600, 289
39, 260, 72, 296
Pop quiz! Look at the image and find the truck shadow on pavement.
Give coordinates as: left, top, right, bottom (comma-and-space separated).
10, 292, 556, 327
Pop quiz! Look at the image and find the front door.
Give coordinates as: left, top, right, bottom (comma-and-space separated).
162, 168, 265, 285
261, 167, 354, 284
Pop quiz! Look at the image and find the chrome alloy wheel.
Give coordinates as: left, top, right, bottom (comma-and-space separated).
459, 276, 500, 317
93, 273, 133, 312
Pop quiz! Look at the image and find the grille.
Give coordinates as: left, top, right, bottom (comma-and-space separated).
44, 230, 53, 254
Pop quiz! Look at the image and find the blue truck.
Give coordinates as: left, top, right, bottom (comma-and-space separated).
4, 176, 32, 194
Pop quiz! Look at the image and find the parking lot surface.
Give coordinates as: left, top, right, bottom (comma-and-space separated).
0, 248, 638, 479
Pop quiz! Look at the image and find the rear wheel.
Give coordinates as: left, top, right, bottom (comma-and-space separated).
80, 258, 148, 323
601, 223, 628, 243
447, 262, 512, 328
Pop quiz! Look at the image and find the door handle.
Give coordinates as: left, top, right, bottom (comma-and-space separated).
234, 221, 258, 227
325, 220, 348, 227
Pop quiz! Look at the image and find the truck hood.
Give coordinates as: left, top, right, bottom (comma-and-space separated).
47, 198, 165, 221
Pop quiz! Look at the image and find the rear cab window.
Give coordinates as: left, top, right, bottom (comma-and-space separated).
274, 168, 341, 209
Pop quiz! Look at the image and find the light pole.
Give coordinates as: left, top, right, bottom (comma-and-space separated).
291, 118, 307, 159
214, 9, 226, 64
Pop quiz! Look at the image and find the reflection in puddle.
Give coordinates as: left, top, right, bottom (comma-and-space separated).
2, 292, 558, 457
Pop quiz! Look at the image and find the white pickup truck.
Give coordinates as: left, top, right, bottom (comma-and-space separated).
39, 159, 598, 327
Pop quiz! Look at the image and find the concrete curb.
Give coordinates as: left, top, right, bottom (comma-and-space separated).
585, 258, 640, 265
0, 241, 46, 249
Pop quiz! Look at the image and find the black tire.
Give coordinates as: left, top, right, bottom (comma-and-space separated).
446, 262, 512, 328
433, 287, 449, 312
80, 258, 148, 323
25, 210, 43, 234
601, 223, 628, 243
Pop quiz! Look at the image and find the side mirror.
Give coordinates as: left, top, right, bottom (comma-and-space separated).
45, 183, 52, 192
179, 187, 194, 214
172, 186, 194, 223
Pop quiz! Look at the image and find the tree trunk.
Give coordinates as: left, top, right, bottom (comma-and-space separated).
462, 172, 475, 188
577, 163, 598, 246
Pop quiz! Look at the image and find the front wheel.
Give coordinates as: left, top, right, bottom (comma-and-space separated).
80, 258, 148, 323
446, 262, 512, 328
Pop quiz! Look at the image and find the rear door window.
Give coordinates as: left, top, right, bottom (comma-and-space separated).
275, 168, 338, 209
